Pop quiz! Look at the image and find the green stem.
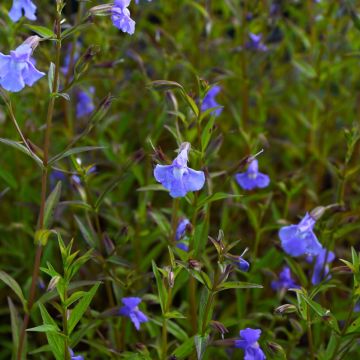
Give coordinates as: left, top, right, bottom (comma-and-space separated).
307, 304, 315, 360
17, 13, 62, 360
161, 286, 172, 360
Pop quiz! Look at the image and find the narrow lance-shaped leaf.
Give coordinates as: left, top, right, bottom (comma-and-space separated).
43, 181, 62, 229
68, 282, 100, 334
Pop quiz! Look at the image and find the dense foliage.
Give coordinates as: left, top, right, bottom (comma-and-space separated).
0, 0, 360, 359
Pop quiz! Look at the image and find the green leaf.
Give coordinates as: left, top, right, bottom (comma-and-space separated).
150, 80, 184, 91
34, 229, 54, 246
293, 60, 317, 79
216, 281, 263, 292
0, 271, 26, 308
74, 216, 97, 248
8, 297, 24, 359
152, 261, 167, 314
49, 146, 105, 165
196, 193, 241, 209
48, 62, 55, 93
346, 315, 360, 334
25, 24, 55, 38
201, 115, 217, 153
0, 138, 43, 168
68, 283, 100, 334
0, 167, 18, 188
27, 324, 59, 333
172, 336, 195, 359
43, 182, 62, 229
39, 304, 65, 360
164, 310, 186, 319
195, 334, 209, 360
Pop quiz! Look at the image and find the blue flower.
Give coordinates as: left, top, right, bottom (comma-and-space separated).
119, 297, 148, 330
112, 0, 136, 35
69, 348, 84, 360
246, 33, 268, 52
50, 170, 67, 190
176, 243, 189, 252
77, 87, 95, 117
175, 218, 190, 251
271, 266, 300, 291
235, 328, 266, 360
201, 85, 223, 116
0, 43, 44, 93
237, 257, 250, 272
8, 0, 36, 22
235, 159, 270, 191
307, 248, 335, 285
279, 213, 323, 257
176, 218, 190, 241
154, 142, 205, 198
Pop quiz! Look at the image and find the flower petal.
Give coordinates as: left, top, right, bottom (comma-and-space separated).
183, 168, 205, 192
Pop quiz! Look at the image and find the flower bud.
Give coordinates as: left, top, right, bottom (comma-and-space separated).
168, 271, 175, 288
47, 275, 61, 292
274, 304, 297, 315
89, 4, 113, 16
24, 36, 41, 51
310, 206, 326, 221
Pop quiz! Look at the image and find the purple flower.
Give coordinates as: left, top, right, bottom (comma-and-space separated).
0, 43, 44, 92
77, 87, 95, 117
8, 0, 36, 22
307, 248, 335, 285
201, 85, 223, 116
235, 159, 270, 191
112, 0, 136, 35
69, 348, 84, 360
235, 328, 266, 360
245, 33, 268, 52
271, 266, 300, 291
279, 213, 323, 257
119, 297, 148, 330
154, 142, 205, 198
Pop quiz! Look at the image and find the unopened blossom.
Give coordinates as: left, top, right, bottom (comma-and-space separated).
237, 257, 250, 272
154, 142, 205, 198
176, 218, 190, 241
245, 33, 267, 52
0, 43, 44, 92
279, 213, 322, 257
307, 248, 335, 285
271, 266, 299, 291
8, 0, 36, 22
201, 85, 223, 116
112, 0, 136, 35
235, 159, 270, 191
119, 297, 148, 330
235, 328, 266, 360
77, 87, 95, 117
69, 348, 84, 360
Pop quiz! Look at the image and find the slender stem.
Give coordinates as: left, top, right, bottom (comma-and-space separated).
161, 286, 172, 360
63, 291, 70, 360
17, 14, 62, 360
307, 304, 315, 360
